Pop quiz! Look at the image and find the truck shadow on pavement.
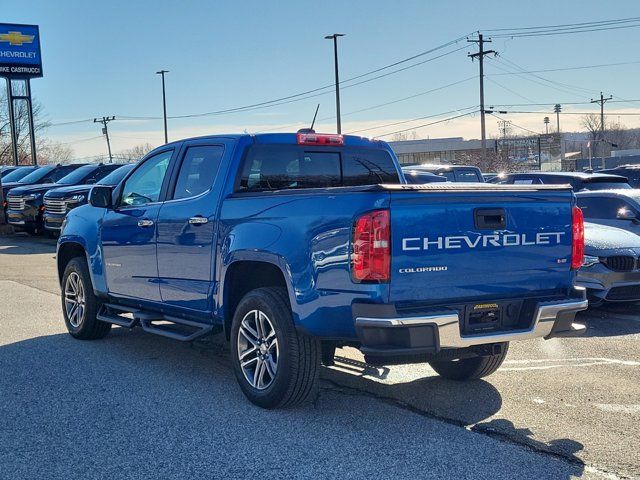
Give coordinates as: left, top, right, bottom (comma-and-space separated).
578, 303, 640, 338
0, 329, 586, 479
323, 355, 585, 476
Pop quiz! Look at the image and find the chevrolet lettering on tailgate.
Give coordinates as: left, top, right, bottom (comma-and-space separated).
402, 232, 566, 251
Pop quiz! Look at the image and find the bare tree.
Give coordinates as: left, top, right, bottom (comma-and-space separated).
580, 114, 601, 145
117, 143, 155, 162
391, 131, 419, 142
0, 83, 51, 166
38, 140, 74, 164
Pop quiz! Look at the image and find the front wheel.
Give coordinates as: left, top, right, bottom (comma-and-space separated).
429, 343, 509, 380
62, 258, 112, 340
230, 287, 320, 409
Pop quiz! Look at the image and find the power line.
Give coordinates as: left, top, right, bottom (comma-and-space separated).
496, 56, 597, 95
347, 105, 478, 134
372, 110, 478, 139
489, 112, 540, 135
488, 60, 640, 76
119, 44, 471, 121
484, 16, 640, 38
490, 23, 640, 39
486, 77, 539, 104
488, 57, 595, 98
485, 16, 640, 33
256, 76, 477, 133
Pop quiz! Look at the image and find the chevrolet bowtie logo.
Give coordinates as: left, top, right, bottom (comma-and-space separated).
0, 31, 35, 46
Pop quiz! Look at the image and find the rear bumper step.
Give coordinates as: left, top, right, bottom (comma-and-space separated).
353, 287, 588, 356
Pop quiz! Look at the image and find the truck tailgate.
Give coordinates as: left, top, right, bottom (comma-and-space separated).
387, 184, 575, 304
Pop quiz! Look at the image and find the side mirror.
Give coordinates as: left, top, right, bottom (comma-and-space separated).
89, 185, 114, 209
616, 207, 637, 221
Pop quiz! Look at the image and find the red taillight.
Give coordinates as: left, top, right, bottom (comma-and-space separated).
352, 209, 390, 282
571, 206, 584, 270
297, 133, 344, 146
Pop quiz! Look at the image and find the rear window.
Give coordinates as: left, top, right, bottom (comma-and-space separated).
455, 169, 482, 182
236, 145, 399, 192
583, 182, 631, 191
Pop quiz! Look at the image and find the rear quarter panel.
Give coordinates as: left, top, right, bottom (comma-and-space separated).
218, 189, 390, 338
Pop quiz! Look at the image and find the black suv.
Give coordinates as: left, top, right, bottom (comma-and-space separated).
43, 163, 134, 233
499, 172, 631, 191
599, 165, 640, 188
5, 163, 122, 234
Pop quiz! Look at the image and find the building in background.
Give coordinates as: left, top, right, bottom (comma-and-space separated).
388, 137, 496, 166
389, 134, 565, 172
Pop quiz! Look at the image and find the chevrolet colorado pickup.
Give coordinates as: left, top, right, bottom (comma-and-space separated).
57, 132, 588, 408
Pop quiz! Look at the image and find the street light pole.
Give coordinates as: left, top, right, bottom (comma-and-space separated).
156, 70, 169, 144
324, 33, 345, 134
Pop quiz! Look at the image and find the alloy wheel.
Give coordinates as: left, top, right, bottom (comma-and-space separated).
64, 272, 86, 328
237, 309, 279, 390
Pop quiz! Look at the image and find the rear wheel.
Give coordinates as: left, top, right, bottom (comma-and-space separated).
62, 258, 111, 340
230, 287, 320, 408
429, 342, 509, 380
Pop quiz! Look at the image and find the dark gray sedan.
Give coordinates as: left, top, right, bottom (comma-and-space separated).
578, 222, 640, 305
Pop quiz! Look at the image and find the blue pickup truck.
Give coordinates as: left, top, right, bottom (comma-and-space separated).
57, 132, 588, 408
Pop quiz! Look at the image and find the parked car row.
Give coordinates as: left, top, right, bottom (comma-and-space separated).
2, 163, 134, 235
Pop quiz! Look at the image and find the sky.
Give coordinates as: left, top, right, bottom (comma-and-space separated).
4, 0, 640, 159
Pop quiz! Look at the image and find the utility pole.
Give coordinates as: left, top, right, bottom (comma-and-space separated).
94, 116, 115, 163
324, 33, 345, 134
554, 104, 561, 133
156, 70, 169, 143
544, 116, 550, 134
591, 92, 612, 160
468, 33, 497, 170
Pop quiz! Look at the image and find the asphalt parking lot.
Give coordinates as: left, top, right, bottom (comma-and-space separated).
0, 235, 638, 479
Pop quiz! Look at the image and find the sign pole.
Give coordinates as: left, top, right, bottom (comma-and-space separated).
25, 79, 37, 165
5, 79, 19, 166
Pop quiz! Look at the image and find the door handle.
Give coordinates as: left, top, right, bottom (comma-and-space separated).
188, 216, 208, 225
137, 219, 154, 228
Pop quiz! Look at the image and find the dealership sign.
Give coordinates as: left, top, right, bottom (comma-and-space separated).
0, 23, 42, 78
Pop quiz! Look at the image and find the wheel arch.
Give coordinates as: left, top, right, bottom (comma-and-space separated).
221, 259, 291, 339
57, 241, 89, 285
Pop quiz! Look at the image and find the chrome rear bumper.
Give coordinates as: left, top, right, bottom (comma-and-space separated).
355, 288, 588, 350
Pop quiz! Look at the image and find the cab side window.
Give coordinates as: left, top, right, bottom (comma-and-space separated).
173, 146, 224, 200
120, 151, 172, 207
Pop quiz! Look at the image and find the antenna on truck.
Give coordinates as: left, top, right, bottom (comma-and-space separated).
298, 104, 321, 135
310, 104, 320, 131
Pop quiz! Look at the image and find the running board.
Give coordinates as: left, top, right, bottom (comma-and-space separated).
97, 303, 214, 341
97, 304, 139, 328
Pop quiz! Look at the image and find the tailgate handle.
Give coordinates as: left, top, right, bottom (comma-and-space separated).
474, 208, 506, 229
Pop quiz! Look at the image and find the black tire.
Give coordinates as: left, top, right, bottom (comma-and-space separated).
61, 257, 111, 340
230, 287, 320, 409
429, 343, 509, 380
